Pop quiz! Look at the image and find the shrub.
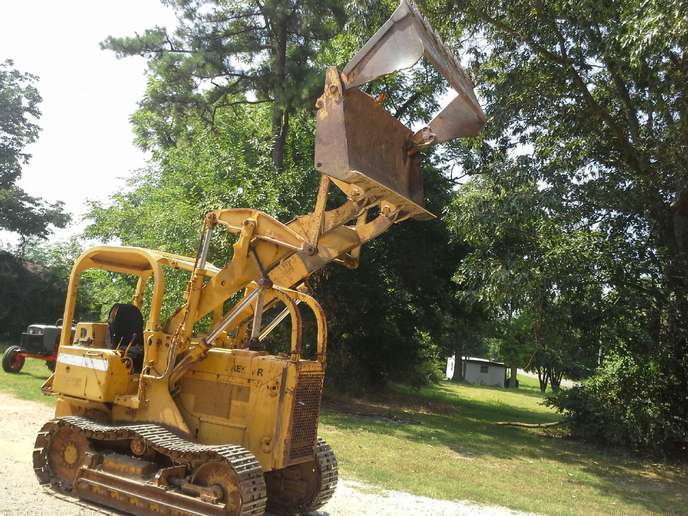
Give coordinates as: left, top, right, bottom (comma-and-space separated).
546, 353, 688, 454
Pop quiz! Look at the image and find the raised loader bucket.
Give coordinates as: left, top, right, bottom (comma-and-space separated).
314, 0, 485, 220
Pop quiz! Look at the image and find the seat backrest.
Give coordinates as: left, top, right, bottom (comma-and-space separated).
108, 303, 144, 349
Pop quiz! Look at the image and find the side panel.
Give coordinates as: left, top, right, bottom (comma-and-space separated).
73, 322, 108, 347
178, 349, 324, 472
53, 346, 136, 402
54, 396, 111, 421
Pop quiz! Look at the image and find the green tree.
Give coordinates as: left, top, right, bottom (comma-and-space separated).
0, 239, 83, 338
86, 103, 317, 322
102, 0, 346, 170
448, 156, 607, 391
0, 59, 69, 251
87, 0, 480, 391
445, 0, 687, 446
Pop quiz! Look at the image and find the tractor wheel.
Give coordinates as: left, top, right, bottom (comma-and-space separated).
2, 346, 25, 373
46, 360, 56, 372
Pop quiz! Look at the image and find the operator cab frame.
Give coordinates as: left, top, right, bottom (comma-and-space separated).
52, 246, 221, 404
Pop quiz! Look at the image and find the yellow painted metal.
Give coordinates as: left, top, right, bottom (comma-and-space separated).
50, 239, 331, 472
118, 376, 191, 434
54, 396, 111, 420
46, 0, 485, 487
53, 346, 137, 402
73, 322, 108, 347
49, 174, 421, 473
176, 347, 323, 471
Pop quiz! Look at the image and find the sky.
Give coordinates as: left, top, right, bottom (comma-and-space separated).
1, 1, 470, 247
0, 0, 177, 244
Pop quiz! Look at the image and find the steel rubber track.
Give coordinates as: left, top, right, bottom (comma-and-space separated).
33, 416, 267, 515
305, 438, 338, 512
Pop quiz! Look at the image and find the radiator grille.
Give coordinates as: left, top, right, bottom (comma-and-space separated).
287, 373, 323, 461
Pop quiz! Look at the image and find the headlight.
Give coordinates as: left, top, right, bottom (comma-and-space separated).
27, 327, 44, 335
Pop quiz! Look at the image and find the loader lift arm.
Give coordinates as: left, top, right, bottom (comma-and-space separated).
163, 0, 486, 375
39, 3, 485, 515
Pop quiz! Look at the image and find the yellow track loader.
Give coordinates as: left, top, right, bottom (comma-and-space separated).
33, 1, 484, 514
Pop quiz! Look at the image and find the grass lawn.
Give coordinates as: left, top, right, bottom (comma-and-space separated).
1, 351, 686, 515
319, 379, 688, 515
0, 343, 55, 404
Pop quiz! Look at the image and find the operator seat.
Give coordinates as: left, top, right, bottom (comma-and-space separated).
107, 303, 144, 373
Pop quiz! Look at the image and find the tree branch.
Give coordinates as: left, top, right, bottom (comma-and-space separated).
535, 3, 649, 176
394, 90, 423, 119
589, 23, 641, 143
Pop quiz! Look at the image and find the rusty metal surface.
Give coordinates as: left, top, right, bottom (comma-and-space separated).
101, 453, 158, 478
315, 68, 432, 220
34, 417, 267, 515
315, 0, 485, 222
75, 468, 229, 516
341, 0, 485, 141
286, 372, 324, 462
265, 437, 338, 514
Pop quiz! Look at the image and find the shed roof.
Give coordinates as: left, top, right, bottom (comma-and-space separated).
461, 356, 506, 368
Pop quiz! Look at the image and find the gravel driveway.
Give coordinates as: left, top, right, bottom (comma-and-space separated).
0, 392, 531, 516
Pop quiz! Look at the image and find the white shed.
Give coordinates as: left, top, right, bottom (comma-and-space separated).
446, 356, 506, 387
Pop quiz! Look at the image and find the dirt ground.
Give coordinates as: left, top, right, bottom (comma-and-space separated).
0, 392, 530, 516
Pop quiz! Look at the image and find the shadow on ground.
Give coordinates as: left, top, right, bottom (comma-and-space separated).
322, 381, 688, 515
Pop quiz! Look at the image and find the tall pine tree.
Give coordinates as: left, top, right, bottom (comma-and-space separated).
103, 0, 346, 170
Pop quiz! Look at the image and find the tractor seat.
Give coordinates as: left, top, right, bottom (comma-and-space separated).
108, 303, 144, 372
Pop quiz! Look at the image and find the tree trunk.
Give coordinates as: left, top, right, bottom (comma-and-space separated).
507, 365, 518, 388
537, 367, 549, 392
658, 191, 688, 429
672, 189, 688, 256
271, 16, 288, 171
271, 107, 289, 171
451, 356, 462, 382
550, 369, 563, 392
664, 225, 688, 428
451, 343, 465, 382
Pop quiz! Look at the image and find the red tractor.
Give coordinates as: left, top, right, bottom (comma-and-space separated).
2, 320, 72, 373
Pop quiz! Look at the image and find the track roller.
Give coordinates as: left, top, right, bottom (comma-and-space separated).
33, 417, 267, 515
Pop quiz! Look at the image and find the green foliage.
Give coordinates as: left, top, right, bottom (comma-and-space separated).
444, 0, 688, 448
103, 0, 346, 169
0, 186, 70, 241
85, 103, 319, 322
547, 352, 687, 453
0, 59, 41, 187
0, 59, 69, 244
0, 240, 78, 338
0, 239, 130, 339
447, 159, 604, 389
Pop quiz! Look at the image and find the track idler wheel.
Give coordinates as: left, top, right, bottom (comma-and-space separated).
265, 438, 338, 515
34, 422, 93, 490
